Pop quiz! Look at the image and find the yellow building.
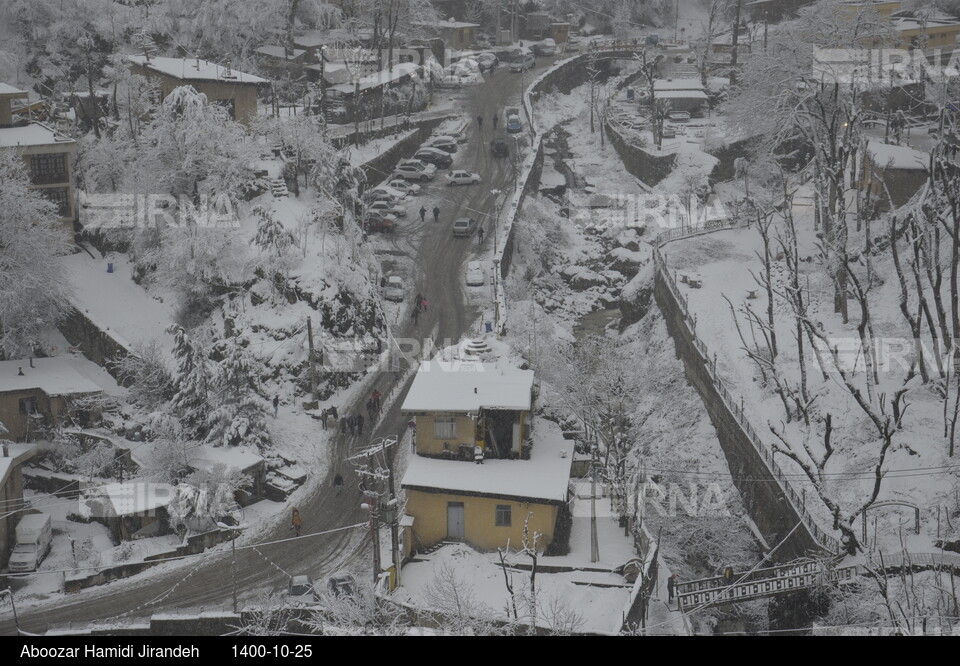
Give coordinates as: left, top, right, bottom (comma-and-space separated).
126, 56, 269, 126
400, 358, 573, 556
841, 1, 902, 17
0, 83, 78, 230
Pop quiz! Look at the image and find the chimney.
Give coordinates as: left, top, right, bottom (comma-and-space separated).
18, 367, 24, 376
2, 443, 7, 457
474, 387, 478, 393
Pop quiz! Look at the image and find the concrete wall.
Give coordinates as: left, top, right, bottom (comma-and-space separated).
604, 121, 677, 186
58, 308, 131, 384
653, 269, 826, 560
404, 488, 559, 553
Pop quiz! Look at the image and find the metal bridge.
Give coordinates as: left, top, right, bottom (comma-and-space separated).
676, 552, 960, 610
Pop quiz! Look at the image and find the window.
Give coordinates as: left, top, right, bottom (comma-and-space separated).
495, 504, 512, 527
28, 153, 67, 185
433, 416, 457, 440
42, 187, 71, 217
18, 397, 38, 415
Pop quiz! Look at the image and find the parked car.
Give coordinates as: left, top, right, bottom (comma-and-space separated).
432, 128, 468, 143
386, 179, 421, 196
509, 53, 535, 72
8, 514, 52, 573
490, 138, 509, 157
365, 186, 406, 203
327, 572, 358, 598
476, 53, 499, 72
383, 275, 404, 302
393, 162, 436, 181
661, 126, 677, 139
445, 169, 481, 186
452, 217, 478, 237
466, 261, 485, 286
436, 75, 462, 89
413, 148, 453, 169
368, 199, 406, 217
287, 575, 319, 604
533, 38, 557, 56
424, 136, 459, 153
667, 111, 691, 122
364, 211, 397, 233
506, 115, 523, 133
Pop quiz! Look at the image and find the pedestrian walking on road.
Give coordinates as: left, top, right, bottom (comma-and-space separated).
474, 444, 484, 465
372, 390, 381, 412
348, 415, 356, 436
478, 224, 485, 245
291, 507, 303, 537
477, 115, 483, 132
340, 417, 347, 435
357, 413, 364, 435
273, 395, 279, 418
420, 205, 426, 222
668, 574, 678, 603
321, 408, 329, 430
330, 405, 338, 420
334, 473, 344, 496
433, 206, 440, 224
412, 305, 421, 325
492, 114, 498, 129
366, 398, 375, 418
415, 293, 424, 309
421, 298, 428, 311
723, 566, 734, 586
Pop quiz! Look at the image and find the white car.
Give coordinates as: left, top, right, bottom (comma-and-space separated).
465, 261, 485, 286
367, 185, 407, 201
393, 162, 436, 181
386, 179, 421, 196
383, 275, 404, 302
368, 200, 406, 217
445, 170, 481, 186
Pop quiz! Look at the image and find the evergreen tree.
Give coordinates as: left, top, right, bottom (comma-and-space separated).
168, 324, 212, 438
207, 333, 271, 449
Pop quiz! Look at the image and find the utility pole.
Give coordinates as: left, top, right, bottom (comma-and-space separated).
674, 0, 679, 43
590, 428, 600, 563
496, 0, 502, 46
306, 316, 318, 401
231, 528, 238, 614
387, 440, 401, 588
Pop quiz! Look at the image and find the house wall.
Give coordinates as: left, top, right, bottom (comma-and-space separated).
861, 157, 928, 209
414, 413, 477, 456
129, 64, 261, 126
0, 455, 29, 570
0, 389, 60, 441
404, 489, 559, 554
0, 142, 77, 228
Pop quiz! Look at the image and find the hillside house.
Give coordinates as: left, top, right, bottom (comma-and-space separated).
126, 56, 269, 126
400, 359, 573, 554
862, 140, 929, 209
0, 357, 125, 442
0, 443, 36, 569
0, 83, 78, 230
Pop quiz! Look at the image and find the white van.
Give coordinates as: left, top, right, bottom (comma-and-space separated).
9, 514, 53, 573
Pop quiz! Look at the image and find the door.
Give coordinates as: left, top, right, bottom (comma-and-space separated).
447, 502, 465, 540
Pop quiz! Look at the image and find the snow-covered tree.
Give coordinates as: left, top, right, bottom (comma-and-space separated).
109, 340, 173, 410
207, 332, 272, 449
168, 323, 213, 438
0, 152, 72, 358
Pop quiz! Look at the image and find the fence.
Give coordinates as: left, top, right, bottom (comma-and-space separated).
651, 246, 841, 554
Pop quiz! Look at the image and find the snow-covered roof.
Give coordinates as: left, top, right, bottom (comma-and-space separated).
653, 78, 704, 92
254, 45, 307, 60
418, 20, 481, 29
401, 421, 572, 503
866, 140, 928, 170
92, 482, 176, 516
188, 446, 264, 474
0, 83, 28, 97
330, 62, 420, 94
401, 359, 534, 413
126, 56, 269, 85
0, 122, 76, 149
656, 90, 710, 101
0, 356, 124, 398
